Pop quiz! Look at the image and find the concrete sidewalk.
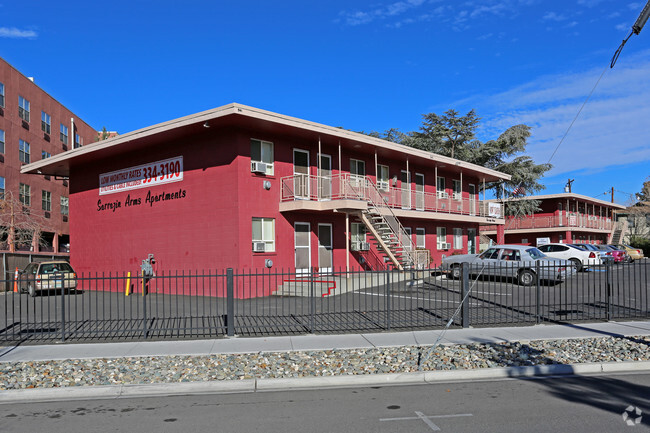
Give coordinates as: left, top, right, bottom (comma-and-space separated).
2, 320, 650, 404
2, 320, 650, 362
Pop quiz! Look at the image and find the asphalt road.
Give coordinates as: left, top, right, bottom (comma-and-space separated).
1, 373, 649, 432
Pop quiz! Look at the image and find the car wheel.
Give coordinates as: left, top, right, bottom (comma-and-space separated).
518, 269, 536, 286
28, 284, 36, 297
448, 265, 461, 280
569, 258, 582, 272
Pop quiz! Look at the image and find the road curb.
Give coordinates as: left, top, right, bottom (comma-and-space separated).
2, 361, 650, 404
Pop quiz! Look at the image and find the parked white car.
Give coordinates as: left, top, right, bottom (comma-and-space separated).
536, 243, 602, 272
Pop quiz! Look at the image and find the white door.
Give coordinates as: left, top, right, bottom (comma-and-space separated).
401, 170, 411, 209
468, 228, 477, 254
469, 184, 476, 215
293, 149, 310, 199
318, 224, 333, 273
415, 173, 424, 211
318, 154, 332, 200
294, 222, 311, 274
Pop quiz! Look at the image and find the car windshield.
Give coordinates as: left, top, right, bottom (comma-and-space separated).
526, 247, 545, 259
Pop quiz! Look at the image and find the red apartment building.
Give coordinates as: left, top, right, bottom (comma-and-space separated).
0, 57, 96, 253
22, 103, 510, 276
481, 193, 626, 246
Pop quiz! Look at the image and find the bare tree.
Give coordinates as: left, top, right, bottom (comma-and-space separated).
0, 191, 54, 252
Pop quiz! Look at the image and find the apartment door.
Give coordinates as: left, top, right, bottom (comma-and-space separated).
467, 228, 477, 254
293, 149, 310, 199
558, 203, 563, 226
401, 170, 411, 209
294, 222, 311, 274
469, 184, 476, 215
415, 173, 425, 211
318, 224, 333, 273
318, 154, 332, 200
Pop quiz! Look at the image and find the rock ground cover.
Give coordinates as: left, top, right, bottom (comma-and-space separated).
1, 335, 649, 390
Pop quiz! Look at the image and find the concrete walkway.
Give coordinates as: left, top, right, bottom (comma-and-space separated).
2, 320, 650, 362
2, 320, 650, 403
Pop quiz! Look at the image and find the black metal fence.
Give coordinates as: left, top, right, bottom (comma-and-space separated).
1, 260, 649, 344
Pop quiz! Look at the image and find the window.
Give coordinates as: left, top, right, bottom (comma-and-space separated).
0, 129, 4, 154
0, 82, 4, 107
377, 164, 389, 191
41, 112, 51, 134
60, 124, 69, 145
19, 183, 30, 206
0, 177, 4, 199
18, 96, 30, 122
60, 196, 69, 215
481, 248, 500, 259
453, 228, 463, 249
42, 190, 51, 211
250, 139, 274, 175
74, 133, 82, 148
351, 222, 367, 250
252, 217, 275, 252
19, 139, 30, 163
437, 176, 446, 198
453, 180, 462, 200
42, 151, 51, 159
350, 159, 365, 186
436, 227, 447, 250
416, 228, 426, 248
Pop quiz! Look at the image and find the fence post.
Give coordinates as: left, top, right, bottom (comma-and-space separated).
386, 270, 391, 331
535, 261, 541, 324
60, 273, 66, 342
310, 268, 315, 333
606, 262, 612, 320
142, 271, 148, 339
227, 268, 234, 337
461, 263, 470, 328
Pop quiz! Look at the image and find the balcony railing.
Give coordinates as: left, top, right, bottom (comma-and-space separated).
482, 214, 613, 232
281, 174, 501, 219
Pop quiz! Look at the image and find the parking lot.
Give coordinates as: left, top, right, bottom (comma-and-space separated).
1, 261, 648, 344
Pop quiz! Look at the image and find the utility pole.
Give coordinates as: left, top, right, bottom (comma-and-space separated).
565, 179, 574, 193
611, 186, 615, 203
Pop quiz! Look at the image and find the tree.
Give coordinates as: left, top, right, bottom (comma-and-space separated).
0, 191, 54, 251
381, 110, 551, 216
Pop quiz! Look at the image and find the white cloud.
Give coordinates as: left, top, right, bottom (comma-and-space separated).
542, 12, 567, 22
0, 27, 37, 38
454, 50, 650, 177
338, 0, 430, 26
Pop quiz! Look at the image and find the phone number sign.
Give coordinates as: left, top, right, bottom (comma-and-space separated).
99, 156, 183, 195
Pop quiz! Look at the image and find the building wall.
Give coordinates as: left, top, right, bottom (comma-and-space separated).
68, 121, 487, 276
0, 57, 96, 252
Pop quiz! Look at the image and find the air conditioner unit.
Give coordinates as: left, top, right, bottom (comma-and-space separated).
452, 192, 462, 200
439, 242, 451, 250
252, 242, 266, 252
437, 191, 449, 199
251, 161, 268, 173
360, 242, 370, 251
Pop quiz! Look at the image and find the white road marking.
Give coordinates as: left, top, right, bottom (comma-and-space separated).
357, 291, 481, 305
380, 412, 473, 431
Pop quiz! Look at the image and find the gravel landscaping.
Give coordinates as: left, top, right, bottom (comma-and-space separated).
1, 335, 649, 390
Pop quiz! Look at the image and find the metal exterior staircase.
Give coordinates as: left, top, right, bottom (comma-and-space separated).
609, 220, 627, 244
344, 176, 426, 270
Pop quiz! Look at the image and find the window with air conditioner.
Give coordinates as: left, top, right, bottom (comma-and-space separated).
436, 176, 447, 198
60, 196, 69, 215
0, 129, 4, 154
60, 124, 69, 145
42, 190, 51, 212
0, 82, 4, 108
252, 217, 275, 252
453, 179, 462, 200
436, 226, 447, 250
251, 139, 274, 175
377, 164, 389, 191
19, 183, 30, 207
18, 96, 30, 122
351, 222, 367, 251
41, 112, 51, 134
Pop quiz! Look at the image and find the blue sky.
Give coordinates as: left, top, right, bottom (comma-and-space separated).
2, 0, 649, 204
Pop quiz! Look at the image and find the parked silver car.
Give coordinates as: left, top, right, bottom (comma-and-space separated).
441, 245, 575, 286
